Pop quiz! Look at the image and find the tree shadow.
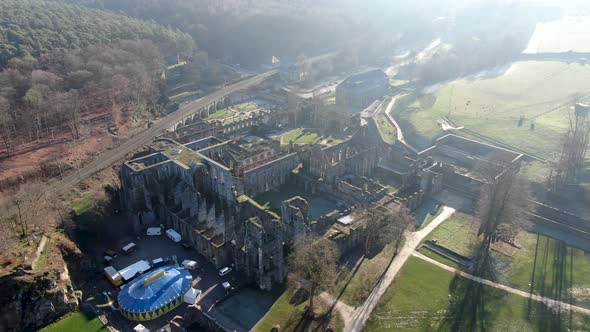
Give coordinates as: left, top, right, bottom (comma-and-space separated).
525, 235, 574, 332
290, 287, 310, 306
440, 243, 504, 331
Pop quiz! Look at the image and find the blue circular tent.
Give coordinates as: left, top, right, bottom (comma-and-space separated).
118, 266, 192, 321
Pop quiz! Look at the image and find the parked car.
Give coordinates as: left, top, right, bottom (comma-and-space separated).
166, 229, 182, 243
103, 255, 114, 265
146, 227, 162, 236
182, 260, 198, 270
222, 281, 231, 291
104, 249, 118, 259
122, 242, 137, 254
218, 267, 232, 276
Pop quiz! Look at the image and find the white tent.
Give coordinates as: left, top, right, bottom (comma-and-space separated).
183, 288, 202, 305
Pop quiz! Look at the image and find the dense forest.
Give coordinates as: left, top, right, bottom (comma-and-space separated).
0, 0, 195, 66
0, 39, 165, 158
53, 0, 445, 67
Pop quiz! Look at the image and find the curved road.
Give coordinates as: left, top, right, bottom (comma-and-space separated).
48, 70, 277, 194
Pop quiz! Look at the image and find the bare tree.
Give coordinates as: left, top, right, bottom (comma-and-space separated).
56, 90, 81, 139
549, 104, 590, 189
364, 205, 414, 256
0, 96, 14, 156
477, 165, 530, 250
289, 234, 339, 315
3, 182, 48, 238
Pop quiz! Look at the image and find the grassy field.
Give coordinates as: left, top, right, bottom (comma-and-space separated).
420, 212, 590, 309
335, 245, 396, 307
234, 102, 258, 111
374, 112, 397, 145
280, 128, 343, 146
422, 213, 481, 258
252, 287, 343, 332
404, 61, 590, 159
205, 108, 234, 120
364, 257, 590, 331
281, 128, 322, 144
40, 311, 107, 332
494, 232, 590, 309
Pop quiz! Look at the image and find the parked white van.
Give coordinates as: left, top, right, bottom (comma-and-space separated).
166, 229, 182, 243
181, 260, 198, 270
122, 242, 137, 254
146, 227, 161, 236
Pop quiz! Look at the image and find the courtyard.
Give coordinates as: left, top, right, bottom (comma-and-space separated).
254, 182, 342, 220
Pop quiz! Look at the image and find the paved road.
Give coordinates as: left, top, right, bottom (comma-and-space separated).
381, 93, 420, 154
344, 206, 456, 332
413, 251, 590, 316
48, 70, 277, 194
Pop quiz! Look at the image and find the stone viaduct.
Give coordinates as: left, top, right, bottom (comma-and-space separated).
169, 94, 256, 131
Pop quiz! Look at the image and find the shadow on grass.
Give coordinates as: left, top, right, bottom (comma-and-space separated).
526, 235, 574, 332
414, 199, 443, 228
441, 247, 505, 331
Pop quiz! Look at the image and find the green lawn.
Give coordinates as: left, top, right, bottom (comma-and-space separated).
234, 102, 258, 111
252, 288, 307, 332
40, 311, 107, 332
281, 128, 322, 145
374, 112, 397, 145
404, 61, 590, 159
205, 108, 234, 120
419, 212, 590, 309
335, 245, 396, 307
423, 213, 481, 258
221, 114, 249, 125
364, 257, 590, 331
252, 287, 343, 332
494, 232, 590, 309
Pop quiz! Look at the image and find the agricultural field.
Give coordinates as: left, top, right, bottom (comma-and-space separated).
364, 257, 590, 331
402, 61, 590, 159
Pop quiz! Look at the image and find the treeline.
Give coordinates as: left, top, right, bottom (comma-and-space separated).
0, 39, 165, 157
0, 0, 195, 67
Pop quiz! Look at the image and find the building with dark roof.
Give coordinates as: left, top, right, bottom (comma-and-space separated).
336, 69, 389, 112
